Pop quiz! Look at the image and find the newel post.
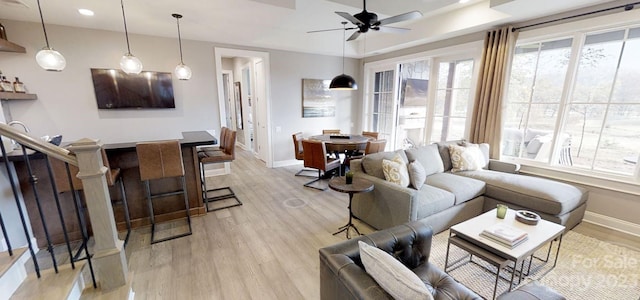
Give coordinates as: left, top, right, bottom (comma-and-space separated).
69, 138, 128, 290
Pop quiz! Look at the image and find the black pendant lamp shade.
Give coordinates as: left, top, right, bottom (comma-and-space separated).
330, 22, 357, 90
330, 74, 357, 90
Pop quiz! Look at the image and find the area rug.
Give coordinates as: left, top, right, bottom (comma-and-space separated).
429, 230, 640, 299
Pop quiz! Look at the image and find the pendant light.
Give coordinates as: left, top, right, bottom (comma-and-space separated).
35, 0, 66, 71
119, 0, 142, 74
329, 22, 357, 90
172, 13, 192, 80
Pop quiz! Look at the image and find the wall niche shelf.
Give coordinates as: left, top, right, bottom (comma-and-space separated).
0, 92, 37, 100
0, 39, 26, 53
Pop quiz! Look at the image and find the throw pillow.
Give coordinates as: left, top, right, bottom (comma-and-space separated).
358, 241, 433, 300
408, 160, 427, 190
449, 144, 485, 172
405, 144, 445, 176
362, 150, 409, 180
382, 154, 410, 187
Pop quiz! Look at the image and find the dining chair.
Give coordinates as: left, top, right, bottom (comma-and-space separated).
292, 132, 316, 177
301, 139, 341, 190
344, 139, 387, 170
364, 139, 387, 154
361, 131, 379, 140
322, 129, 341, 135
198, 129, 242, 212
137, 140, 192, 244
48, 148, 132, 248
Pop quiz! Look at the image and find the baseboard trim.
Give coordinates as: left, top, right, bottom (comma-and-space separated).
203, 161, 230, 177
204, 167, 229, 177
273, 160, 301, 168
583, 211, 640, 238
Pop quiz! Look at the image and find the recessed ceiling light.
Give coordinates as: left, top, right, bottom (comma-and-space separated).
78, 8, 95, 16
459, 0, 470, 3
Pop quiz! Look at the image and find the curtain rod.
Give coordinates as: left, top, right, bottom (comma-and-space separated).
513, 2, 640, 32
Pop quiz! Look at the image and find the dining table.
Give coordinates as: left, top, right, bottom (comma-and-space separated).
308, 134, 374, 153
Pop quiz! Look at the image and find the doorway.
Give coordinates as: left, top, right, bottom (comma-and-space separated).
214, 48, 272, 167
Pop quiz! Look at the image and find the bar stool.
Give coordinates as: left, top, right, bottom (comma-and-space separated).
136, 140, 192, 244
198, 127, 228, 154
198, 129, 242, 212
48, 149, 132, 247
197, 127, 228, 196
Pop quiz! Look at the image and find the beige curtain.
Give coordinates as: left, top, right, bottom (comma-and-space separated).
469, 26, 518, 159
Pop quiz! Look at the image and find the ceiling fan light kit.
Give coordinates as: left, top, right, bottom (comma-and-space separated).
35, 0, 66, 71
309, 0, 422, 41
119, 0, 142, 74
330, 22, 357, 91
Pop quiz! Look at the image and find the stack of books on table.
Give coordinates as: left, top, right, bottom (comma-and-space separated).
480, 223, 528, 249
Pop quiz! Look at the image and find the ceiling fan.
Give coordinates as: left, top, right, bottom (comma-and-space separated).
308, 0, 423, 41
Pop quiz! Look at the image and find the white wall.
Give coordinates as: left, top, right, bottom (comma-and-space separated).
0, 163, 34, 250
270, 50, 361, 164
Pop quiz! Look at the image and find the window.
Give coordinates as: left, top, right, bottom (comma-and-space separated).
503, 39, 572, 162
431, 59, 475, 143
398, 60, 429, 147
503, 26, 640, 178
364, 54, 477, 150
371, 69, 395, 143
562, 28, 640, 176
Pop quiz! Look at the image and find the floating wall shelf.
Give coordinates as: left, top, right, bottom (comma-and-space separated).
0, 39, 26, 53
0, 92, 37, 100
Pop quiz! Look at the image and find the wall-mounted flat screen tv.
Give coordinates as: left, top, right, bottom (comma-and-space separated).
90, 68, 175, 109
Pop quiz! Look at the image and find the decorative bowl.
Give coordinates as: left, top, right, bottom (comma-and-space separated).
515, 210, 541, 225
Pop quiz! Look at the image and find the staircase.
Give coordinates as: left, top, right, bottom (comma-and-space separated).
0, 247, 134, 300
1, 247, 85, 300
0, 124, 129, 298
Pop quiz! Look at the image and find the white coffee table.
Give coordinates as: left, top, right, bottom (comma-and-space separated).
445, 208, 565, 299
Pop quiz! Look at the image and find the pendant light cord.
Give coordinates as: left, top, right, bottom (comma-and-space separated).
176, 16, 184, 64
341, 22, 347, 74
36, 0, 50, 48
121, 0, 132, 55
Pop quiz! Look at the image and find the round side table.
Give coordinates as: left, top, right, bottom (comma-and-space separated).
328, 176, 374, 239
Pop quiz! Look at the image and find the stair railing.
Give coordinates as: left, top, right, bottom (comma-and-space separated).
0, 123, 128, 290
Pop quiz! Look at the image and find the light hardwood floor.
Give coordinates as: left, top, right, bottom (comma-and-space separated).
122, 149, 370, 300
114, 149, 640, 299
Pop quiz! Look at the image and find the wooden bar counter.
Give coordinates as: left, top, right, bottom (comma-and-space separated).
13, 131, 216, 247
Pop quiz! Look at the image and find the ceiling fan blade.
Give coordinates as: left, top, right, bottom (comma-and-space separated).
376, 26, 410, 34
307, 27, 356, 33
335, 11, 364, 26
377, 11, 423, 26
347, 31, 361, 41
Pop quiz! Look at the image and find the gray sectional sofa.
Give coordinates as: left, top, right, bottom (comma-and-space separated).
349, 142, 588, 234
